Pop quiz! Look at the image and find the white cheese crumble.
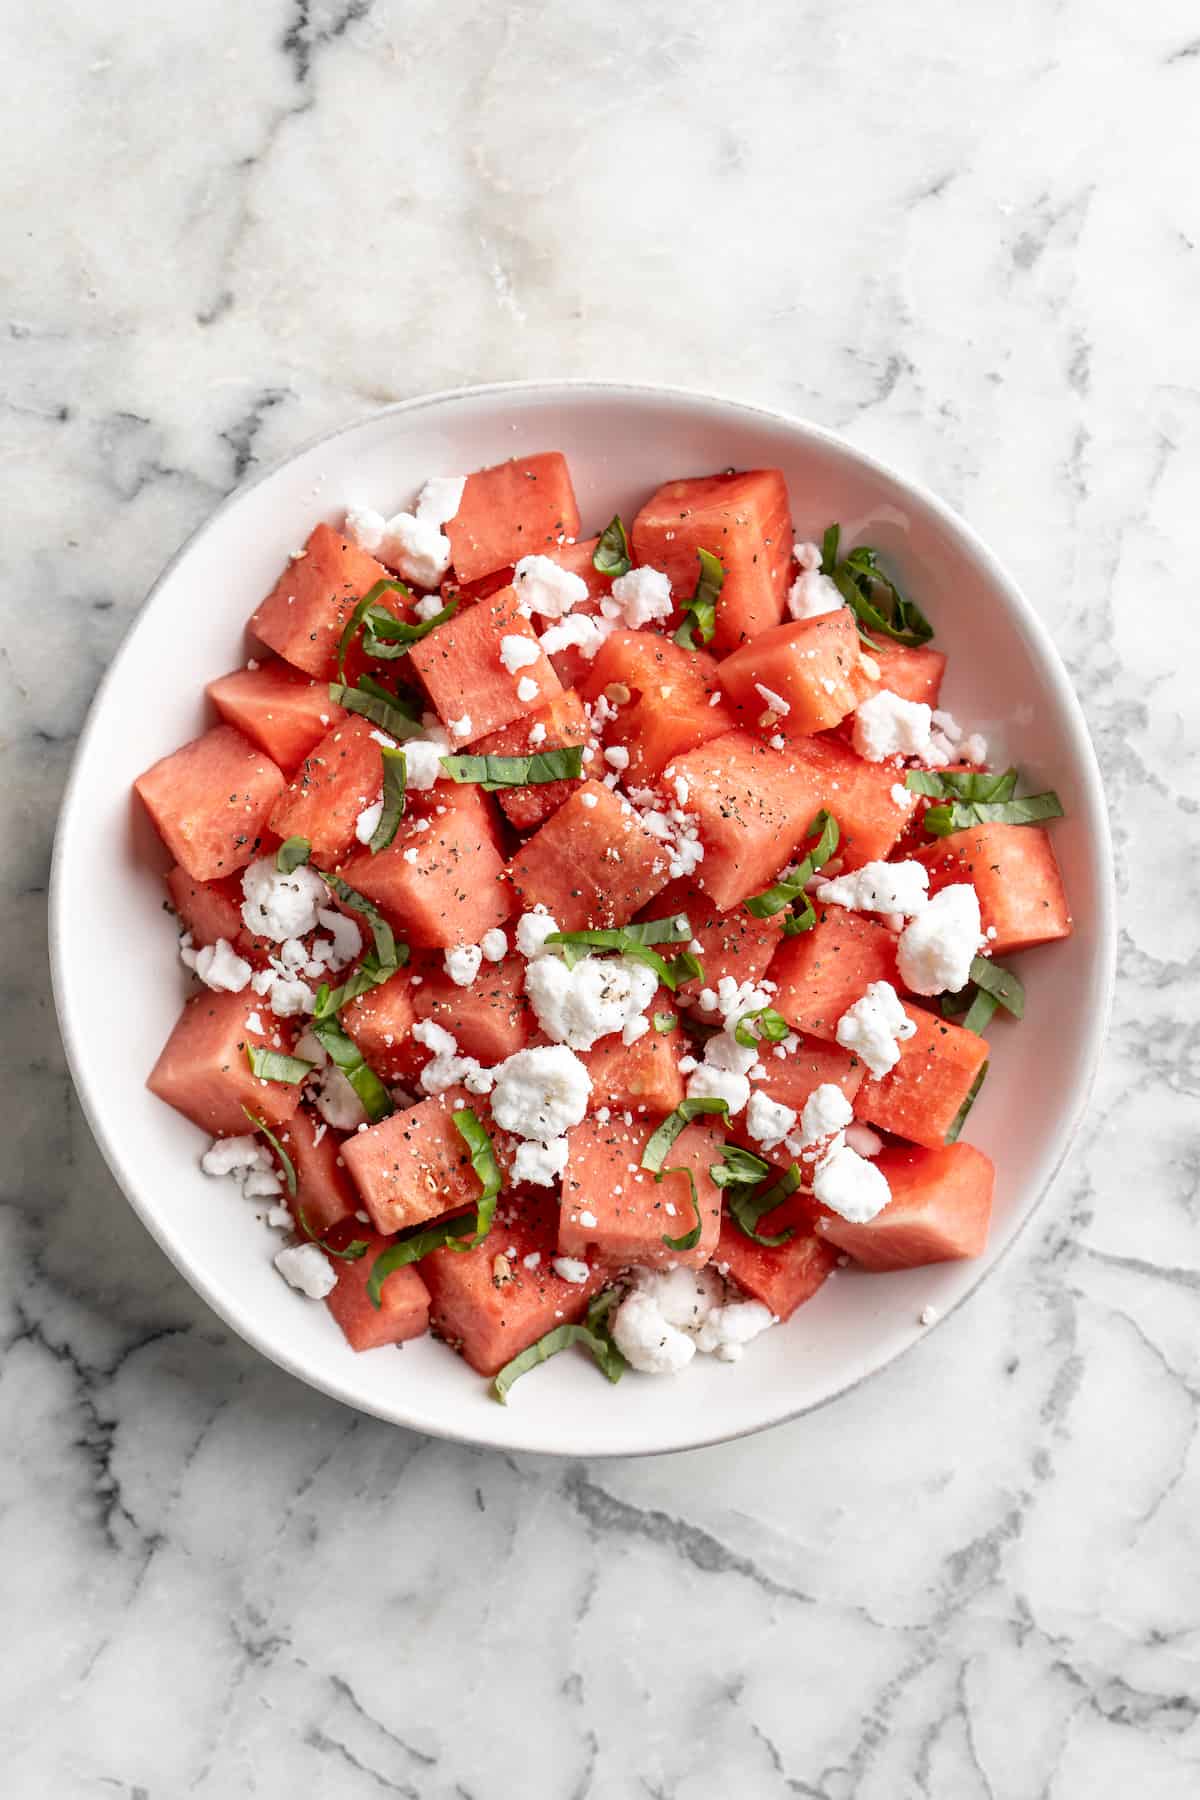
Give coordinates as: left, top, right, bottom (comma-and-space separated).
443, 943, 484, 987
346, 506, 453, 590
816, 860, 929, 917
511, 1136, 570, 1186
611, 1267, 776, 1375
524, 954, 657, 1051
600, 565, 673, 628
516, 675, 540, 703
686, 1062, 751, 1116
528, 722, 547, 746
448, 713, 473, 740
404, 724, 451, 790
538, 613, 614, 660
355, 798, 383, 844
852, 691, 935, 763
744, 1091, 797, 1150
480, 927, 508, 963
411, 1019, 491, 1096
552, 1256, 592, 1285
754, 682, 790, 717
812, 1142, 892, 1223
920, 1304, 940, 1326
897, 884, 982, 996
241, 858, 327, 942
515, 907, 560, 959
513, 554, 589, 619
490, 1044, 592, 1139
835, 980, 917, 1078
273, 1241, 337, 1300
787, 541, 844, 621
182, 937, 252, 993
314, 1065, 367, 1131
499, 633, 540, 674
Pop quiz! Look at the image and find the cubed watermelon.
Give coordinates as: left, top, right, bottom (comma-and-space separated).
267, 715, 388, 866
849, 642, 947, 709
582, 990, 684, 1115
341, 969, 417, 1082
421, 1191, 604, 1376
280, 1103, 360, 1236
339, 784, 512, 949
855, 1005, 989, 1149
577, 630, 736, 783
248, 523, 397, 680
505, 780, 671, 930
470, 688, 589, 831
716, 1190, 839, 1320
147, 990, 303, 1135
341, 1088, 483, 1235
327, 1227, 431, 1351
660, 731, 822, 911
631, 469, 793, 653
777, 735, 915, 869
645, 877, 785, 1004
718, 609, 861, 734
444, 452, 581, 584
729, 1035, 865, 1152
918, 824, 1072, 955
135, 725, 285, 884
206, 658, 336, 772
412, 954, 533, 1064
560, 1113, 725, 1270
408, 585, 562, 744
165, 865, 245, 950
815, 1141, 995, 1269
770, 909, 900, 1041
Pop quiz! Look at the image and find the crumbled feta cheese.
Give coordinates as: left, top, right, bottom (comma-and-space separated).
552, 1256, 592, 1285
693, 1299, 776, 1362
513, 554, 589, 619
402, 847, 419, 865
897, 884, 982, 996
524, 954, 657, 1051
414, 475, 466, 527
185, 937, 252, 993
816, 859, 929, 917
852, 691, 934, 763
919, 1304, 940, 1327
490, 1045, 592, 1139
745, 1091, 797, 1150
891, 783, 912, 809
612, 1266, 775, 1374
273, 1241, 337, 1299
515, 907, 561, 959
787, 541, 844, 621
601, 565, 673, 628
959, 733, 988, 766
673, 776, 690, 808
315, 908, 362, 970
812, 1142, 891, 1223
799, 1081, 854, 1147
265, 976, 314, 1018
516, 675, 539, 703
403, 727, 451, 790
611, 1290, 698, 1374
241, 857, 326, 941
686, 1063, 751, 1117
314, 1065, 367, 1131
355, 798, 384, 844
412, 1019, 486, 1095
245, 1009, 265, 1035
346, 505, 453, 589
754, 682, 790, 717
538, 613, 614, 659
448, 713, 473, 740
413, 592, 448, 623
603, 744, 630, 770
499, 633, 540, 674
480, 927, 508, 963
443, 943, 484, 988
511, 1136, 570, 1186
528, 723, 547, 747
201, 1135, 269, 1178
835, 981, 917, 1078
579, 791, 598, 808
622, 1015, 651, 1046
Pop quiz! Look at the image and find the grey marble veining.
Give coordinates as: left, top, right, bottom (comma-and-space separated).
3, 2, 1199, 1795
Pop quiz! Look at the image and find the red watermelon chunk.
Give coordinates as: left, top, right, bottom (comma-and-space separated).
147, 989, 303, 1136
421, 1191, 604, 1377
327, 1227, 431, 1351
771, 909, 900, 1042
339, 784, 511, 949
815, 1141, 994, 1269
165, 865, 245, 949
560, 1113, 725, 1270
918, 823, 1072, 956
506, 780, 671, 930
716, 1190, 839, 1320
341, 969, 418, 1083
631, 469, 793, 653
279, 1103, 360, 1236
248, 523, 397, 680
849, 641, 947, 709
470, 688, 589, 831
578, 630, 736, 783
444, 452, 581, 584
718, 609, 861, 735
729, 1035, 865, 1153
408, 585, 562, 744
660, 730, 822, 911
206, 658, 335, 772
854, 1004, 989, 1149
411, 954, 534, 1064
777, 735, 914, 869
582, 989, 684, 1116
135, 725, 285, 884
267, 715, 388, 866
341, 1088, 483, 1235
644, 876, 785, 1003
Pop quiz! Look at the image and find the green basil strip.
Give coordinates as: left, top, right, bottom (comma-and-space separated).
335, 578, 412, 679
367, 1214, 476, 1304
311, 950, 399, 1022
245, 1045, 314, 1084
733, 1006, 790, 1049
296, 1207, 369, 1261
906, 768, 1018, 804
710, 1145, 772, 1190
327, 682, 427, 743
960, 989, 1000, 1035
492, 1288, 626, 1403
660, 1165, 703, 1252
241, 1106, 298, 1196
820, 524, 934, 648
275, 836, 311, 874
673, 547, 725, 649
744, 809, 840, 926
315, 871, 399, 969
439, 746, 585, 790
369, 746, 408, 854
968, 955, 1024, 1019
652, 1012, 677, 1034
447, 1108, 503, 1250
924, 792, 1064, 836
355, 673, 424, 717
945, 1061, 989, 1143
727, 1162, 802, 1246
361, 598, 457, 659
641, 1097, 729, 1174
593, 514, 632, 579
545, 916, 698, 990
309, 1015, 394, 1123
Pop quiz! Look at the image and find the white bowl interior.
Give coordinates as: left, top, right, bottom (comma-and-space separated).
50, 383, 1114, 1455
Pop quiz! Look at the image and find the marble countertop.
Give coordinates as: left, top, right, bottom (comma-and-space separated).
5, 3, 1198, 1794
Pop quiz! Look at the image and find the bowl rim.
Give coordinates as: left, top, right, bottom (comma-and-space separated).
48, 377, 1117, 1456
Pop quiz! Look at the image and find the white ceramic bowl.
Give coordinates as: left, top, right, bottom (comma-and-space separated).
49, 381, 1115, 1456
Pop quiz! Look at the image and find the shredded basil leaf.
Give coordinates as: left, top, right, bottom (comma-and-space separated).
641, 1097, 729, 1173
309, 1015, 394, 1123
945, 1061, 988, 1143
660, 1165, 703, 1252
241, 1106, 298, 1196
275, 836, 311, 875
361, 598, 457, 659
447, 1108, 503, 1250
296, 1208, 369, 1261
967, 955, 1024, 1019
593, 515, 632, 579
923, 791, 1065, 836
733, 1006, 790, 1050
906, 768, 1018, 803
492, 1287, 625, 1403
311, 950, 399, 1021
335, 578, 411, 679
710, 1145, 771, 1190
245, 1045, 314, 1084
439, 746, 584, 790
367, 1214, 477, 1304
673, 547, 724, 649
727, 1161, 802, 1246
820, 524, 934, 648
652, 1012, 677, 1034
369, 746, 407, 854
328, 681, 427, 743
744, 809, 840, 934
314, 870, 400, 969
545, 917, 699, 990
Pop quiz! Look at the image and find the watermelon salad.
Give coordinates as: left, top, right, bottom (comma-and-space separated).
134, 453, 1072, 1400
